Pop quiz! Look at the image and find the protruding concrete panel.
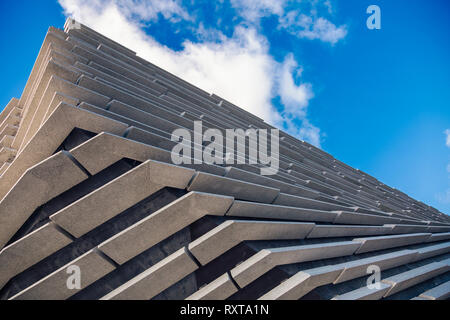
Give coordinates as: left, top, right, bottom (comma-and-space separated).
426, 232, 450, 243
0, 135, 15, 149
108, 99, 185, 135
333, 249, 418, 284
19, 59, 84, 148
186, 273, 238, 300
258, 264, 344, 300
0, 162, 11, 175
0, 102, 128, 202
10, 249, 115, 300
332, 283, 392, 300
188, 172, 279, 203
0, 222, 72, 289
427, 226, 450, 233
65, 18, 136, 56
273, 193, 348, 211
260, 247, 421, 300
99, 192, 233, 264
231, 241, 360, 289
189, 220, 315, 265
353, 233, 432, 254
333, 211, 402, 226
226, 201, 338, 223
0, 98, 20, 125
101, 247, 198, 300
307, 225, 392, 238
417, 280, 450, 300
0, 147, 17, 164
51, 160, 195, 238
414, 241, 450, 261
225, 167, 315, 198
382, 261, 450, 297
0, 151, 88, 249
70, 132, 172, 175
0, 125, 18, 137
384, 224, 429, 234
40, 91, 79, 126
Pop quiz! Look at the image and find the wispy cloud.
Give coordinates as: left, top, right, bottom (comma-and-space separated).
445, 129, 450, 147
276, 54, 320, 145
231, 0, 347, 45
230, 0, 285, 22
278, 54, 313, 118
60, 0, 190, 23
57, 0, 345, 147
279, 12, 347, 45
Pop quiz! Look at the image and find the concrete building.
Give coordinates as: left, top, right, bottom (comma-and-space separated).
0, 19, 449, 300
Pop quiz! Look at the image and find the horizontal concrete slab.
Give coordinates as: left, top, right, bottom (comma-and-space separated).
333, 211, 402, 226
231, 241, 361, 289
99, 191, 233, 264
0, 102, 128, 205
226, 201, 338, 223
186, 273, 238, 300
333, 249, 418, 284
189, 220, 315, 265
0, 151, 88, 249
225, 167, 317, 198
307, 225, 392, 239
382, 261, 450, 297
384, 224, 430, 234
417, 280, 450, 300
188, 172, 279, 203
353, 233, 432, 254
426, 232, 450, 242
0, 222, 72, 289
101, 247, 198, 300
51, 160, 195, 238
414, 241, 450, 261
70, 132, 172, 175
332, 283, 392, 300
273, 193, 348, 211
427, 226, 450, 233
10, 249, 115, 300
258, 264, 345, 300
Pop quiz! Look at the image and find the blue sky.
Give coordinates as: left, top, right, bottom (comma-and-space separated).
0, 0, 449, 214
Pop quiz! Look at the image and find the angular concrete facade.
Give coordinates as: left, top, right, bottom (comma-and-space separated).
0, 19, 449, 300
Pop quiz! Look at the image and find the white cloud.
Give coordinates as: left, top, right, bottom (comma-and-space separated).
60, 0, 190, 23
279, 11, 347, 45
323, 0, 333, 15
445, 129, 450, 148
276, 54, 320, 145
58, 0, 322, 147
230, 0, 285, 22
278, 54, 313, 117
231, 0, 347, 45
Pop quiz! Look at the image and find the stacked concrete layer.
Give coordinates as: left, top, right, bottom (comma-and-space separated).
0, 19, 449, 300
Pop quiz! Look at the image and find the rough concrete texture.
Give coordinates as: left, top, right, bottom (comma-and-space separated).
0, 18, 449, 300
